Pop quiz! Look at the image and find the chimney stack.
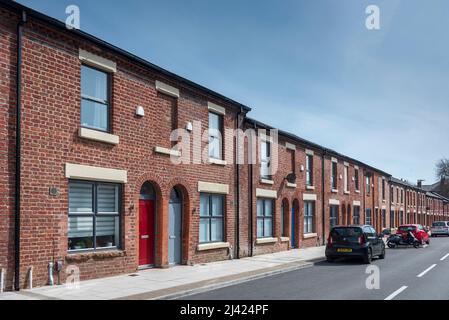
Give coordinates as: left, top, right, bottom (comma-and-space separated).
417, 180, 422, 188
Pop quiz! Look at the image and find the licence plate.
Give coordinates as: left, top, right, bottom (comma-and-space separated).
337, 248, 352, 253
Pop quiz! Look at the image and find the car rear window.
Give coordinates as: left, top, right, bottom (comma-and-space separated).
331, 227, 362, 242
432, 222, 447, 227
398, 226, 416, 232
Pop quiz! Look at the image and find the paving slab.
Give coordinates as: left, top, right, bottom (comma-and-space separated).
0, 245, 325, 300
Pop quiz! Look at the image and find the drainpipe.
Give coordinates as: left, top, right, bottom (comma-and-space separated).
234, 107, 243, 259
14, 10, 27, 292
388, 179, 391, 228
249, 122, 257, 257
321, 150, 326, 245
363, 171, 366, 226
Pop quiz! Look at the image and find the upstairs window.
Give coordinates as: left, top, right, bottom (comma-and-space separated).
306, 154, 314, 186
354, 168, 359, 191
366, 176, 371, 195
382, 179, 386, 200
208, 112, 223, 159
260, 140, 271, 180
81, 65, 110, 132
344, 165, 349, 193
331, 161, 338, 190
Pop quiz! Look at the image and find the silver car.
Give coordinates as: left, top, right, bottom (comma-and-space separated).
431, 221, 449, 237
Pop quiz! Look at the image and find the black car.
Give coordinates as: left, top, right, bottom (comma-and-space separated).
325, 225, 386, 264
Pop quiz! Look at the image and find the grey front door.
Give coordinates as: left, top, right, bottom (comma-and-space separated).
169, 189, 182, 265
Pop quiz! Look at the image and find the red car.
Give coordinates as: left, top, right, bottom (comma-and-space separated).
396, 224, 430, 245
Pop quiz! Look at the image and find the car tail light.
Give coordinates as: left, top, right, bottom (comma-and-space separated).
358, 235, 366, 245
327, 235, 333, 247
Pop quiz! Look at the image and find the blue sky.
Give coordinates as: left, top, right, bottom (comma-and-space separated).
17, 0, 449, 184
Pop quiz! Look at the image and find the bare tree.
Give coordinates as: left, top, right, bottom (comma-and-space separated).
436, 158, 449, 179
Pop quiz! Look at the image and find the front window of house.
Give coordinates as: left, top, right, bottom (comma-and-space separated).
200, 194, 224, 243
304, 201, 315, 234
68, 181, 121, 251
353, 206, 360, 224
365, 208, 372, 226
330, 205, 339, 227
257, 198, 273, 238
81, 65, 110, 132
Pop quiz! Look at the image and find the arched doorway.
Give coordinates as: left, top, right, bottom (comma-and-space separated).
292, 199, 300, 248
139, 182, 156, 266
347, 205, 351, 226
280, 199, 290, 246
169, 187, 183, 265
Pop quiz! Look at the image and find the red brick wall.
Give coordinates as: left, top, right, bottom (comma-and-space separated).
323, 156, 365, 237
0, 8, 18, 291
1, 12, 247, 288
238, 125, 324, 257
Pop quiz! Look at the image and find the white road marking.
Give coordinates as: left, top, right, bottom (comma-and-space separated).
417, 264, 437, 278
385, 286, 408, 300
440, 253, 449, 261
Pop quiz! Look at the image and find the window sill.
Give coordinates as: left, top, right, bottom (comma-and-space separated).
208, 158, 227, 166
303, 233, 318, 239
65, 249, 126, 263
286, 182, 297, 188
197, 242, 230, 251
280, 237, 290, 242
344, 191, 350, 195
154, 146, 181, 157
332, 189, 338, 193
306, 185, 315, 190
78, 127, 119, 145
355, 190, 360, 194
256, 237, 277, 244
260, 179, 274, 185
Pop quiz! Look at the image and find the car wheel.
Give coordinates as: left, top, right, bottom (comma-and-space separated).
426, 239, 430, 245
326, 256, 334, 263
378, 247, 386, 259
363, 248, 373, 264
387, 242, 395, 248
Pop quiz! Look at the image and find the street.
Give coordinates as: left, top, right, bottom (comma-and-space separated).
181, 237, 449, 300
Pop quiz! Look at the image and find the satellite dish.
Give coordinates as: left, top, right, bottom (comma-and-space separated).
286, 173, 296, 184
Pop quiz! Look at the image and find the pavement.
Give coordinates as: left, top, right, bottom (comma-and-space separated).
182, 236, 449, 300
0, 245, 325, 300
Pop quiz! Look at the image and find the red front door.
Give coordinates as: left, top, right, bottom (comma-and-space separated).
139, 199, 155, 265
